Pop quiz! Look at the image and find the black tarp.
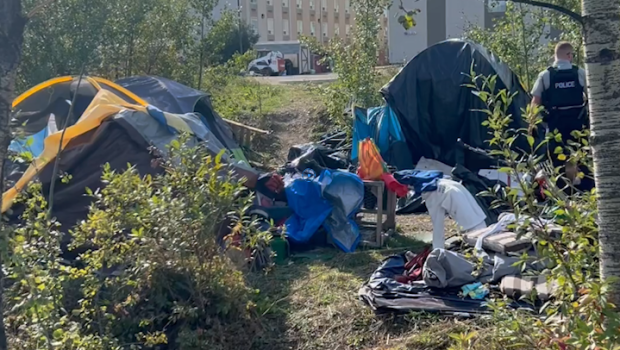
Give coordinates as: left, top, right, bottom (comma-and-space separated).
381, 39, 534, 172
359, 253, 536, 315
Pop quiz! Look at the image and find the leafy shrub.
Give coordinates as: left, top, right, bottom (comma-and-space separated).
459, 72, 620, 350
4, 140, 268, 349
201, 51, 286, 123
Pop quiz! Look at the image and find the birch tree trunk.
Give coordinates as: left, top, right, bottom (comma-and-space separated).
582, 0, 620, 305
0, 0, 27, 348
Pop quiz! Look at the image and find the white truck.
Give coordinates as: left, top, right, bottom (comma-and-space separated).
247, 50, 286, 76
250, 41, 312, 76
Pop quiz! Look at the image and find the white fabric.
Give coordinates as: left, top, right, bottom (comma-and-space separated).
422, 179, 487, 250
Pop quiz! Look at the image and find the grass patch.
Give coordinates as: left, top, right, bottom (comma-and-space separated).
207, 76, 317, 126
246, 227, 445, 350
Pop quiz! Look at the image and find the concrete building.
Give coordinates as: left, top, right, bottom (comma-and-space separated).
387, 0, 508, 64
232, 0, 357, 44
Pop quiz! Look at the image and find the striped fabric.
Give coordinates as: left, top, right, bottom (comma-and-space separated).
500, 274, 557, 302
464, 228, 533, 254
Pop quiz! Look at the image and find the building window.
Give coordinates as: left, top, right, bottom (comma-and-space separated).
297, 20, 303, 34
283, 19, 290, 35
335, 2, 339, 12
310, 22, 315, 36
250, 0, 257, 2
334, 25, 340, 36
251, 18, 259, 34
345, 24, 350, 36
322, 22, 327, 37
267, 18, 274, 35
309, 0, 314, 10
321, 0, 326, 10
282, 0, 289, 7
296, 0, 302, 8
345, 0, 350, 13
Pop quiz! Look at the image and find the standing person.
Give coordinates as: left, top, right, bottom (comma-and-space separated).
530, 41, 592, 191
531, 41, 588, 140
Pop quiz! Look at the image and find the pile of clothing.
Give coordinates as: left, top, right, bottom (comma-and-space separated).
359, 211, 559, 315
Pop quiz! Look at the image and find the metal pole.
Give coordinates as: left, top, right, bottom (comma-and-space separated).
238, 0, 243, 53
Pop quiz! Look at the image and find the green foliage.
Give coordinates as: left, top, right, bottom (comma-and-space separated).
465, 0, 582, 90
302, 0, 391, 128
464, 70, 620, 350
4, 140, 269, 349
202, 10, 259, 65
17, 0, 217, 91
201, 51, 287, 122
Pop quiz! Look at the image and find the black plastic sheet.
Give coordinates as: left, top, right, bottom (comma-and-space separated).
381, 39, 537, 171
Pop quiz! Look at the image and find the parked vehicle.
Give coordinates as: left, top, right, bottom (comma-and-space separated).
247, 50, 286, 76
252, 41, 312, 75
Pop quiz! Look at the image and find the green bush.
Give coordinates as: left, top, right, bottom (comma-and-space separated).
4, 140, 269, 349
201, 51, 286, 123
457, 71, 620, 350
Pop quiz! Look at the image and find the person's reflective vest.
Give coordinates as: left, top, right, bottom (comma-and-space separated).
541, 66, 587, 134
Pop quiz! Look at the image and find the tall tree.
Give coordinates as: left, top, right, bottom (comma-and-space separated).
504, 0, 620, 305
579, 0, 620, 306
203, 10, 259, 65
0, 1, 27, 348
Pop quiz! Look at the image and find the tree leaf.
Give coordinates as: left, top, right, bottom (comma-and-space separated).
527, 135, 534, 147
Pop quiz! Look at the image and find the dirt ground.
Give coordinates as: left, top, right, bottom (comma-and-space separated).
245, 85, 467, 350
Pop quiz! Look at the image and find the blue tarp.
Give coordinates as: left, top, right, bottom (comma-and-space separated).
9, 127, 48, 157
285, 170, 364, 252
352, 105, 413, 170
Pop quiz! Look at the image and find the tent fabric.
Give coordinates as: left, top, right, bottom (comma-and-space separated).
352, 105, 413, 170
38, 118, 162, 236
11, 76, 147, 136
2, 90, 213, 214
115, 76, 207, 115
9, 127, 48, 157
115, 76, 247, 163
381, 39, 533, 171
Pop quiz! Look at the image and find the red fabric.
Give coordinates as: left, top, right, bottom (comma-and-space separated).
381, 172, 409, 198
397, 246, 432, 284
265, 174, 284, 193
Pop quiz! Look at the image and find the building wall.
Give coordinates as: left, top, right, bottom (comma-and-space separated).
241, 0, 355, 44
387, 0, 428, 65
388, 0, 507, 64
446, 0, 485, 39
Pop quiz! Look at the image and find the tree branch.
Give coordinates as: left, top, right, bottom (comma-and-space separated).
508, 0, 583, 25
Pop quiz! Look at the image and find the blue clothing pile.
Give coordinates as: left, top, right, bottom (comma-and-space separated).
285, 169, 364, 252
